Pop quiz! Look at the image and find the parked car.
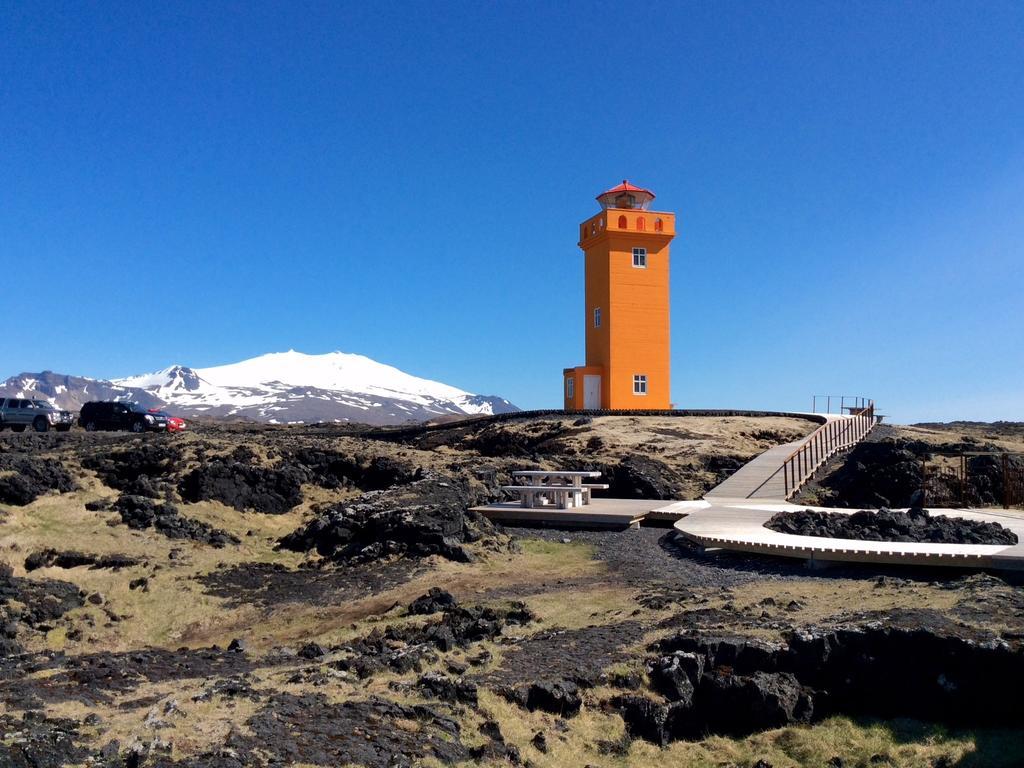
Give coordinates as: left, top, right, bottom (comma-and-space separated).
78, 401, 168, 433
149, 409, 187, 433
0, 398, 75, 432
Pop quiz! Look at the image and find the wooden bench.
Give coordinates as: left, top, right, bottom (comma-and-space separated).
580, 483, 610, 503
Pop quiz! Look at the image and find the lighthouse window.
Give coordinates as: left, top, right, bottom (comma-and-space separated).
633, 375, 648, 395
632, 247, 647, 268
593, 307, 602, 328
566, 378, 574, 399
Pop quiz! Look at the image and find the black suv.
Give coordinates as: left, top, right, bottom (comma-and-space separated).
79, 402, 168, 433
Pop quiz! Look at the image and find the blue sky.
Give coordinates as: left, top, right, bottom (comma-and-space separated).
2, 1, 1022, 423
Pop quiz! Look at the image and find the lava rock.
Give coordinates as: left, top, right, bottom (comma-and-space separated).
599, 455, 687, 500
298, 642, 327, 659
81, 443, 182, 498
114, 494, 240, 547
180, 460, 304, 514
696, 670, 814, 736
279, 474, 498, 564
24, 549, 140, 571
524, 680, 582, 717
649, 652, 700, 704
290, 449, 419, 491
0, 711, 88, 767
531, 731, 548, 753
612, 694, 669, 745
416, 672, 478, 705
0, 454, 77, 505
765, 508, 1017, 545
407, 587, 458, 615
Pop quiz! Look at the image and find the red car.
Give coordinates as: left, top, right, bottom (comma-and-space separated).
149, 409, 187, 433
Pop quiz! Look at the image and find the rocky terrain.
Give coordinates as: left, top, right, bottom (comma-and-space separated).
765, 507, 1019, 545
0, 415, 1022, 767
797, 422, 1024, 509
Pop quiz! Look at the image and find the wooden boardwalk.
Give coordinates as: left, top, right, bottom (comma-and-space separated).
471, 409, 1024, 569
471, 498, 665, 529
704, 439, 805, 500
705, 414, 857, 501
674, 501, 1024, 570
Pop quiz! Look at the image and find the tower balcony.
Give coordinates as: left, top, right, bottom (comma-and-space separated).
578, 209, 676, 245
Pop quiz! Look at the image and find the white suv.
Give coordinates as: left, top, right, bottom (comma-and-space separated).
0, 398, 75, 432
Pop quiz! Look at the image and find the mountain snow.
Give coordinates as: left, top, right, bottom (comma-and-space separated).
0, 349, 521, 425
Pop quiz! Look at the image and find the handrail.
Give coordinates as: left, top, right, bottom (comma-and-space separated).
782, 403, 877, 499
811, 394, 875, 415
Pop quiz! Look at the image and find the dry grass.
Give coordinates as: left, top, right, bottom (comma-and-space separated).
2, 418, 1021, 765
466, 692, 1018, 768
723, 578, 961, 628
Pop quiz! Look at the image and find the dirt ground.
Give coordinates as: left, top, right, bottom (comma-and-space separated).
1, 415, 1022, 767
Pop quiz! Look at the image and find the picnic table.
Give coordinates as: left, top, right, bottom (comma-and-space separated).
503, 470, 609, 509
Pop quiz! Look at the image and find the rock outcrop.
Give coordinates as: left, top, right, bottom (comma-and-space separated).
765, 507, 1017, 545
279, 475, 498, 564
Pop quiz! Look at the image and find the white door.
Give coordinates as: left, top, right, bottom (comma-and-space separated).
583, 375, 601, 410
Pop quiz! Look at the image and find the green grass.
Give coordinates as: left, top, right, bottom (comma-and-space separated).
519, 537, 597, 558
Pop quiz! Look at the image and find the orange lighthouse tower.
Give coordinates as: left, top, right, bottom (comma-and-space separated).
563, 181, 676, 411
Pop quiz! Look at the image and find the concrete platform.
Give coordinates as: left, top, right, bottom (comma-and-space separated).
471, 498, 667, 529
674, 501, 1024, 570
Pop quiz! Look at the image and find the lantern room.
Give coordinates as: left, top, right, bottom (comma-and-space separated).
596, 180, 656, 211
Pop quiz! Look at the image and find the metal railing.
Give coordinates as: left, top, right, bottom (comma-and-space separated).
811, 394, 874, 415
783, 403, 877, 499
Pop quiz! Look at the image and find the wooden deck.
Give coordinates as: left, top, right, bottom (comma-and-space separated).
674, 501, 1024, 570
471, 498, 672, 529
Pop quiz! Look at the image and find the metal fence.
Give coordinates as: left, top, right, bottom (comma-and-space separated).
923, 452, 1024, 509
783, 404, 877, 499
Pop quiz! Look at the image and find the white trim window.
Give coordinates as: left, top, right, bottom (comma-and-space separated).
593, 307, 602, 328
566, 377, 575, 399
632, 247, 647, 268
633, 374, 648, 395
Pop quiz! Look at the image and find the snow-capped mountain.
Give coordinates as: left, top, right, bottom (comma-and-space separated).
0, 351, 519, 425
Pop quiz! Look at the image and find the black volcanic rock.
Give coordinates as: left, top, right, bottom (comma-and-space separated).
407, 587, 459, 615
24, 549, 140, 571
0, 711, 89, 768
0, 453, 77, 506
815, 429, 1024, 508
279, 474, 498, 564
695, 670, 813, 736
612, 694, 670, 745
114, 494, 240, 547
599, 455, 687, 500
179, 460, 304, 514
289, 449, 419, 491
82, 443, 182, 498
765, 507, 1017, 545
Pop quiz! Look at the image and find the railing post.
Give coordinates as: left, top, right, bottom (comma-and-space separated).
1005, 454, 1010, 510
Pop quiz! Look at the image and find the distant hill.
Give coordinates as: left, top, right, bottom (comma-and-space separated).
0, 350, 519, 426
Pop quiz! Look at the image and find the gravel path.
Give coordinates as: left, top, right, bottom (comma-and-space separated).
519, 525, 977, 588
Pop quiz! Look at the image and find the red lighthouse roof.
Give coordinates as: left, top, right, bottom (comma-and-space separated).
596, 180, 655, 210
